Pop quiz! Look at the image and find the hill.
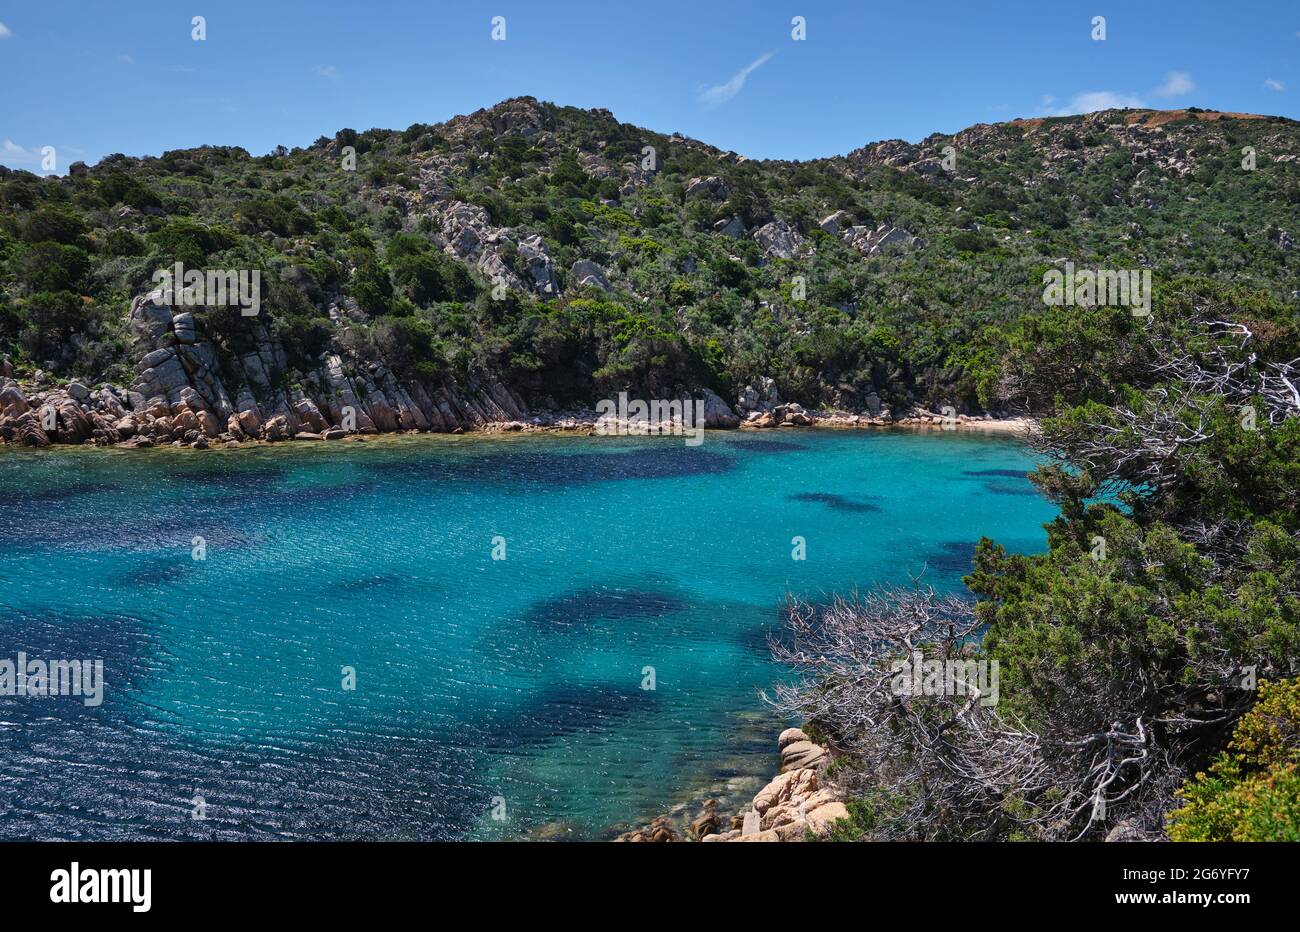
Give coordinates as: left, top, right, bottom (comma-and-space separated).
1, 97, 1297, 444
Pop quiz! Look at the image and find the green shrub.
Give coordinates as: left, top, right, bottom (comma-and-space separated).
1167, 679, 1300, 841
236, 195, 315, 236
386, 233, 476, 305
15, 243, 91, 293
102, 229, 145, 257
20, 207, 89, 247
348, 253, 395, 315
99, 172, 162, 210
822, 798, 878, 842
148, 218, 237, 268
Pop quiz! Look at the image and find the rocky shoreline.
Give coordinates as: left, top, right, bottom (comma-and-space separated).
0, 373, 1031, 451
0, 288, 1030, 451
614, 727, 848, 842
0, 364, 1031, 453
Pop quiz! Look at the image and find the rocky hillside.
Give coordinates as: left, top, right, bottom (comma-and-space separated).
1, 98, 1297, 446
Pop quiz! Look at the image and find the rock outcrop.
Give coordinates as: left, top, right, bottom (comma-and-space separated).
616, 728, 848, 843
1, 314, 1025, 448
818, 210, 852, 236
842, 223, 920, 257
437, 201, 558, 296
737, 376, 781, 415
569, 258, 612, 292
0, 288, 530, 448
685, 175, 731, 200
706, 728, 847, 842
752, 220, 804, 259
713, 215, 746, 238
700, 387, 740, 428
613, 816, 679, 843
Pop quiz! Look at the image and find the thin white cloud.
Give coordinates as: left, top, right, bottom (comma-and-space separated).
0, 22, 12, 39
1153, 71, 1194, 97
698, 51, 774, 108
1040, 72, 1195, 116
0, 141, 84, 175
4, 140, 35, 159
2, 140, 42, 166
316, 64, 339, 80
118, 53, 135, 65
1047, 90, 1145, 115
1264, 78, 1286, 92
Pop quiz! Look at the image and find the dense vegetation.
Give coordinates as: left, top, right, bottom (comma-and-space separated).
775, 279, 1300, 841
1167, 678, 1300, 841
0, 98, 1296, 416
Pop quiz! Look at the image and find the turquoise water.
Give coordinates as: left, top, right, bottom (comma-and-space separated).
0, 429, 1056, 840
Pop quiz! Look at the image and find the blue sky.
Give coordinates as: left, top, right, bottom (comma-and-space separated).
1, 0, 1297, 172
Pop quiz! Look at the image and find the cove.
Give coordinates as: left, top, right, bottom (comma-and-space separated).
0, 428, 1057, 840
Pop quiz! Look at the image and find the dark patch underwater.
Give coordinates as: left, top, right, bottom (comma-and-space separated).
983, 480, 1041, 497
522, 586, 689, 630
926, 541, 978, 573
787, 491, 882, 513
365, 444, 735, 488
472, 682, 658, 750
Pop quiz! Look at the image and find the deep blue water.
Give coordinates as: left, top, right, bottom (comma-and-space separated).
0, 429, 1056, 840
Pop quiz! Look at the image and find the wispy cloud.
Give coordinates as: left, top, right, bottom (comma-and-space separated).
1040, 71, 1194, 116
1264, 78, 1286, 92
698, 51, 773, 108
118, 53, 134, 65
3, 138, 37, 159
1152, 70, 1194, 98
2, 140, 43, 167
1045, 90, 1144, 115
0, 21, 13, 39
1, 140, 85, 175
316, 64, 339, 80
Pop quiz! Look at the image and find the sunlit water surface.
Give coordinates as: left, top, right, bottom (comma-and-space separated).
0, 429, 1055, 840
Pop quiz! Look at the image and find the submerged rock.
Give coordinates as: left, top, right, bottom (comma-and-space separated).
613, 815, 678, 843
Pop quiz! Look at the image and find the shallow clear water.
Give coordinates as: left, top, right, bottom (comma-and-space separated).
0, 429, 1056, 840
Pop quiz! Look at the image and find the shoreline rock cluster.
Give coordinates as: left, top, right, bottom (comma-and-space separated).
0, 291, 1029, 450
0, 290, 535, 450
615, 728, 849, 843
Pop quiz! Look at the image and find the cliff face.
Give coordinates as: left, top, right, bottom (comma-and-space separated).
0, 286, 532, 448
0, 284, 752, 447
124, 287, 531, 442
